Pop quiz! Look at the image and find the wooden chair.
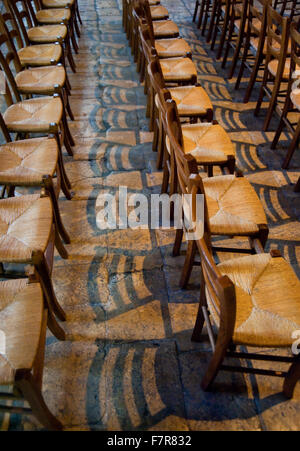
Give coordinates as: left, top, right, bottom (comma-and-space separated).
270, 22, 300, 168
254, 6, 290, 131
40, 0, 82, 40
0, 40, 75, 157
188, 179, 300, 397
139, 24, 198, 134
0, 113, 71, 244
0, 192, 67, 340
148, 57, 213, 168
223, 0, 249, 73
132, 0, 191, 65
0, 279, 63, 430
0, 9, 65, 74
140, 0, 180, 39
6, 0, 76, 73
162, 95, 236, 181
208, 0, 233, 57
165, 99, 269, 288
31, 0, 79, 55
0, 13, 74, 121
234, 0, 270, 103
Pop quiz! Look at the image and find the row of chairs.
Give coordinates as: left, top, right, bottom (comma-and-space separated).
194, 0, 300, 169
0, 0, 82, 431
123, 0, 300, 398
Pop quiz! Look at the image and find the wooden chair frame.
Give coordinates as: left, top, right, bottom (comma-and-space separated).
0, 283, 63, 430
32, 0, 79, 53
139, 24, 197, 136
6, 0, 76, 73
165, 99, 269, 288
0, 114, 71, 244
148, 57, 213, 169
0, 18, 75, 157
0, 190, 67, 340
270, 21, 300, 168
254, 5, 290, 131
187, 178, 300, 397
235, 0, 271, 102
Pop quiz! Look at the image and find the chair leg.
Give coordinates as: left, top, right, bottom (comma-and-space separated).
54, 133, 72, 190
43, 176, 71, 244
206, 0, 218, 43
161, 156, 170, 194
156, 120, 164, 170
173, 228, 183, 257
191, 268, 206, 342
180, 240, 197, 288
283, 359, 300, 399
263, 76, 282, 131
46, 305, 66, 341
201, 0, 211, 36
15, 371, 63, 430
197, 0, 206, 30
33, 251, 66, 322
75, 0, 82, 25
217, 7, 230, 59
193, 0, 199, 22
282, 120, 300, 169
201, 326, 232, 391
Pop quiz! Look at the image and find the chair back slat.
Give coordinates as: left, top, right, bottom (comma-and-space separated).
5, 0, 36, 46
291, 22, 300, 70
163, 100, 235, 319
0, 10, 25, 50
266, 6, 289, 61
0, 14, 23, 73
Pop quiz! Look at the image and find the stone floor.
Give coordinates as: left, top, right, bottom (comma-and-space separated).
1, 0, 300, 431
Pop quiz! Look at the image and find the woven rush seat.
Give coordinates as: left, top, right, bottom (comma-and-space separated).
27, 24, 68, 43
150, 5, 169, 20
3, 96, 63, 133
268, 57, 299, 79
168, 86, 213, 115
17, 43, 62, 67
154, 38, 191, 58
203, 174, 267, 235
159, 57, 197, 81
42, 0, 74, 7
0, 137, 58, 186
36, 8, 71, 24
207, 253, 300, 347
0, 279, 43, 386
250, 37, 291, 55
0, 194, 53, 263
153, 20, 179, 37
15, 65, 66, 94
290, 88, 300, 111
166, 122, 235, 163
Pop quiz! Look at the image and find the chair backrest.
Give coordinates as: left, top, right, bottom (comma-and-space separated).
139, 22, 157, 64
0, 13, 23, 74
164, 99, 235, 316
0, 8, 25, 51
248, 0, 271, 43
290, 21, 300, 74
0, 111, 12, 142
147, 57, 166, 95
139, 0, 155, 41
273, 0, 298, 19
5, 0, 36, 46
265, 5, 290, 66
0, 21, 23, 106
